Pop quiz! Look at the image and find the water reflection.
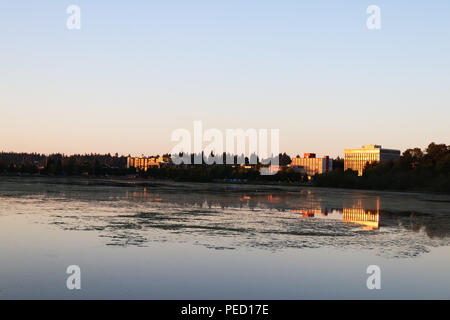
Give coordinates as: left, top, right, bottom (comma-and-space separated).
342, 198, 380, 230
124, 190, 387, 232
343, 208, 379, 230
1, 178, 450, 258
50, 188, 450, 257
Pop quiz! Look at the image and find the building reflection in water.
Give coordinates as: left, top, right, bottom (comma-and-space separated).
126, 188, 383, 230
289, 198, 381, 230
44, 185, 450, 256
292, 207, 328, 218
342, 198, 380, 230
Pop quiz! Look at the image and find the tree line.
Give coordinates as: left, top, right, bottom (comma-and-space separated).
0, 152, 132, 176
1, 143, 448, 192
313, 143, 450, 192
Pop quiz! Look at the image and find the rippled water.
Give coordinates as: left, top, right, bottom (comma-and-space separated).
0, 177, 449, 299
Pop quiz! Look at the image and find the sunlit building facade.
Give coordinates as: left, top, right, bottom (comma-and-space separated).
127, 156, 170, 171
290, 153, 333, 177
344, 145, 400, 176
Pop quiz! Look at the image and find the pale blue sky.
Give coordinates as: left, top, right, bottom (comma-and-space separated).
1, 1, 449, 157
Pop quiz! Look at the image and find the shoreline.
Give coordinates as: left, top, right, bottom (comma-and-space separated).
0, 173, 448, 197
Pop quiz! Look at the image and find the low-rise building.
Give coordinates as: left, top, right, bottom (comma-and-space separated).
290, 153, 333, 177
344, 144, 400, 175
127, 156, 171, 171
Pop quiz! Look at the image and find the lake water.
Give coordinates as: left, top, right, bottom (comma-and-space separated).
0, 177, 449, 299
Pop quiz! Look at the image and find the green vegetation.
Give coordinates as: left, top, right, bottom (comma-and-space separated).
313, 143, 450, 193
0, 152, 133, 176
1, 143, 448, 192
141, 165, 308, 184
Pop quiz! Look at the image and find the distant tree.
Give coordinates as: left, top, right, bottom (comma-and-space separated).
333, 156, 344, 170
279, 153, 292, 166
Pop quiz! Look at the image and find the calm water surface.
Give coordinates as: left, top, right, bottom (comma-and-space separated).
0, 177, 449, 299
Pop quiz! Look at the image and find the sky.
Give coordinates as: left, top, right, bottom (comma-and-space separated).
1, 0, 449, 158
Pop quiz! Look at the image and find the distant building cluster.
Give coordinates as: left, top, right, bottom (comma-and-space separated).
344, 144, 401, 175
125, 144, 401, 178
1, 143, 402, 179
